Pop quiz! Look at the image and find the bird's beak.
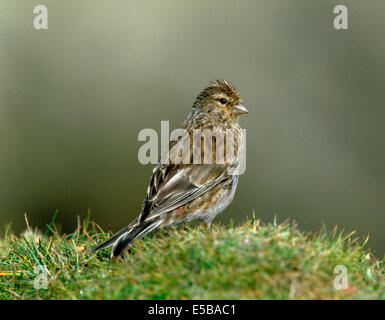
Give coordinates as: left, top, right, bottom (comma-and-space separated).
232, 104, 248, 115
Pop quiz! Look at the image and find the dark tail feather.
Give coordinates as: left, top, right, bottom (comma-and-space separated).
111, 218, 162, 257
87, 225, 130, 254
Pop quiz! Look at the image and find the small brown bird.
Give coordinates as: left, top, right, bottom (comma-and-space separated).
90, 80, 248, 257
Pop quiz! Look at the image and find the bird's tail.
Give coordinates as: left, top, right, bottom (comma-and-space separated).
88, 217, 162, 257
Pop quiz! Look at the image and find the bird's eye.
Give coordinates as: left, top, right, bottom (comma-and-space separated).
219, 98, 227, 104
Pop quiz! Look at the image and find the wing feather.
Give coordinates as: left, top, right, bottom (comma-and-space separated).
138, 163, 229, 224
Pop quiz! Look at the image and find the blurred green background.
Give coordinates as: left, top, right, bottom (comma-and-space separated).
0, 1, 384, 256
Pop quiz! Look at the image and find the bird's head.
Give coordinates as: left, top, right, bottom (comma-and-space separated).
193, 79, 248, 121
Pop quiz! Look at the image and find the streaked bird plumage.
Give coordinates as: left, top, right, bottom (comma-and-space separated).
89, 80, 248, 257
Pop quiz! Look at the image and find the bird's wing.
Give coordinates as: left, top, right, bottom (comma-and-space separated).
138, 162, 231, 224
